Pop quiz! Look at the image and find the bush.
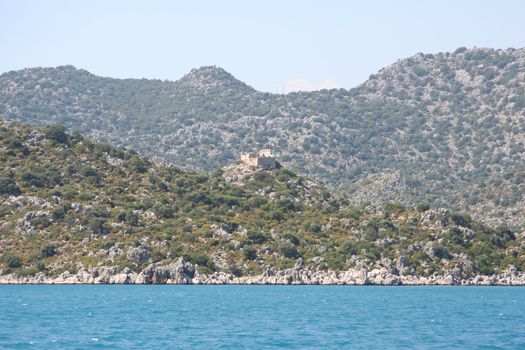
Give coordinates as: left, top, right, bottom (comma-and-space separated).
450, 213, 472, 228
253, 171, 271, 183
30, 217, 51, 229
339, 240, 357, 256
278, 242, 301, 258
36, 261, 47, 272
283, 232, 300, 245
228, 264, 243, 277
125, 155, 149, 173
183, 253, 215, 271
247, 231, 268, 244
444, 227, 466, 247
416, 203, 430, 212
410, 251, 428, 265
494, 227, 516, 241
51, 207, 66, 221
269, 209, 284, 221
20, 172, 44, 188
117, 211, 139, 226
0, 177, 21, 195
243, 247, 257, 260
4, 254, 22, 268
432, 244, 450, 260
154, 204, 174, 219
87, 217, 107, 234
43, 125, 68, 144
20, 169, 61, 188
150, 250, 166, 262
41, 244, 57, 258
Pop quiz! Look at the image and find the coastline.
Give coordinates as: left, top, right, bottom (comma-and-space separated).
2, 260, 524, 286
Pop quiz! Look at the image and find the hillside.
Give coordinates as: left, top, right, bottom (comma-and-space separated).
1, 48, 525, 225
1, 120, 524, 284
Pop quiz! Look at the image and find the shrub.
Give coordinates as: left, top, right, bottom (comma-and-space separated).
42, 125, 68, 144
410, 251, 428, 265
432, 244, 450, 260
450, 212, 472, 228
154, 204, 174, 219
228, 264, 243, 277
416, 203, 430, 212
4, 254, 22, 268
283, 232, 300, 245
20, 169, 61, 188
20, 172, 44, 188
183, 253, 215, 271
36, 261, 47, 272
494, 227, 515, 241
276, 199, 297, 212
150, 250, 166, 262
87, 217, 107, 234
80, 167, 99, 178
6, 136, 24, 150
247, 230, 268, 244
51, 207, 66, 221
30, 217, 51, 229
339, 240, 357, 256
270, 209, 284, 221
41, 244, 57, 258
125, 155, 149, 173
278, 242, 301, 258
243, 247, 257, 260
0, 177, 21, 195
117, 211, 139, 226
444, 227, 466, 247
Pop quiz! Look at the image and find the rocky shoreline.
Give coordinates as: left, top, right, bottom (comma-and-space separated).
1, 258, 524, 286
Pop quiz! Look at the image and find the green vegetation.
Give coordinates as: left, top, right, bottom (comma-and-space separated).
0, 116, 524, 278
42, 125, 68, 144
1, 49, 525, 227
3, 254, 22, 269
0, 177, 20, 195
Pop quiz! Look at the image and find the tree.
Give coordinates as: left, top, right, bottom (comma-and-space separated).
243, 247, 257, 260
117, 211, 139, 226
247, 231, 268, 244
41, 244, 58, 258
278, 242, 301, 258
0, 177, 21, 195
4, 254, 22, 268
43, 125, 68, 144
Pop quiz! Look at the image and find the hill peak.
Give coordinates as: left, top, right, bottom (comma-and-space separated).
177, 65, 254, 92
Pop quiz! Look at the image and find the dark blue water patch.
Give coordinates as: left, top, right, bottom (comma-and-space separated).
0, 286, 524, 349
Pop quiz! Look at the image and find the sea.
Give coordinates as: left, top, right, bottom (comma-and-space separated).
0, 285, 524, 349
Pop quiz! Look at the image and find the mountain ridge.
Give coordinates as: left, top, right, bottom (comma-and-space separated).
1, 47, 524, 226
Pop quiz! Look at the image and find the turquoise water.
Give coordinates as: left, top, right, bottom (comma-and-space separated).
0, 286, 524, 349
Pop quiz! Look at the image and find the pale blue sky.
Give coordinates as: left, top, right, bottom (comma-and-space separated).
1, 0, 524, 92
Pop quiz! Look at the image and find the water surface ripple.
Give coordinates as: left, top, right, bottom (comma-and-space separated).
0, 286, 524, 349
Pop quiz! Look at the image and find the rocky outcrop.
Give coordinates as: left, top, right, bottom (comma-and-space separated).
135, 258, 195, 284
2, 259, 525, 285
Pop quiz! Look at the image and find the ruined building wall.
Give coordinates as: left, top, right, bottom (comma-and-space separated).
240, 150, 276, 169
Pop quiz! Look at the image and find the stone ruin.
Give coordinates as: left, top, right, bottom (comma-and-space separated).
240, 149, 277, 169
